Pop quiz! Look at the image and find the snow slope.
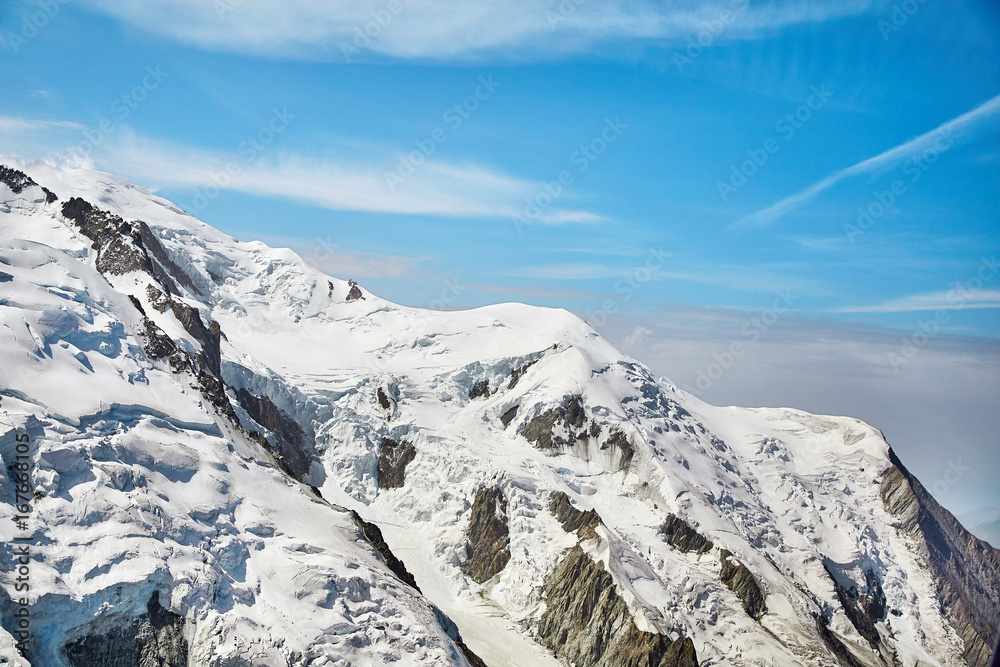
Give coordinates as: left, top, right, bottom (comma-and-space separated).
1, 158, 997, 666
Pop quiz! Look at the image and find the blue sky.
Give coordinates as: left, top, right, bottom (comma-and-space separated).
1, 0, 998, 517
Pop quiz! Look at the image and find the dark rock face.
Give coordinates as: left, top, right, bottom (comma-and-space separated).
0, 271, 12, 282
461, 485, 511, 584
499, 405, 519, 428
550, 491, 600, 540
719, 550, 766, 620
469, 380, 491, 400
823, 559, 884, 648
346, 280, 364, 301
814, 616, 866, 667
879, 447, 1000, 667
660, 514, 713, 555
351, 510, 421, 592
430, 607, 490, 667
377, 437, 416, 490
507, 358, 539, 390
0, 165, 57, 202
537, 546, 698, 667
236, 388, 314, 483
376, 386, 392, 411
63, 593, 187, 667
520, 396, 634, 469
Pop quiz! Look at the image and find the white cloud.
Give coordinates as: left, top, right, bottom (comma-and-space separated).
0, 116, 602, 222
734, 94, 1000, 229
75, 0, 875, 61
832, 290, 1000, 313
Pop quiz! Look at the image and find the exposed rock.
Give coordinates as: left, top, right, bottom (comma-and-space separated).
0, 165, 57, 202
507, 358, 539, 390
499, 405, 519, 428
520, 396, 588, 450
823, 559, 883, 648
550, 491, 600, 540
601, 428, 635, 469
520, 397, 634, 469
140, 317, 177, 361
469, 379, 491, 400
376, 386, 392, 411
351, 510, 421, 592
63, 593, 187, 667
879, 447, 1000, 667
430, 607, 490, 667
377, 437, 416, 490
814, 616, 867, 667
660, 514, 713, 555
346, 280, 364, 302
146, 284, 171, 313
0, 271, 12, 282
235, 388, 314, 482
537, 546, 698, 667
461, 485, 511, 584
719, 550, 766, 620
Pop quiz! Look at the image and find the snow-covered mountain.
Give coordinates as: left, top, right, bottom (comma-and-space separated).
1, 159, 997, 667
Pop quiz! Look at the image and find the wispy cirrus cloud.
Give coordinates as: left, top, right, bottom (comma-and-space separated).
0, 115, 601, 222
832, 290, 1000, 313
75, 0, 875, 61
733, 93, 1000, 229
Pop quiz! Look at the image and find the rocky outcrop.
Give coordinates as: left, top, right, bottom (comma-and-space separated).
351, 510, 421, 592
879, 447, 1000, 667
63, 593, 187, 667
814, 616, 867, 667
377, 437, 416, 489
499, 405, 518, 428
507, 358, 539, 390
346, 280, 364, 301
461, 485, 511, 584
823, 559, 884, 649
537, 546, 698, 667
236, 388, 315, 482
519, 397, 634, 470
660, 514, 713, 555
469, 380, 491, 400
719, 550, 766, 620
0, 165, 57, 202
550, 491, 600, 540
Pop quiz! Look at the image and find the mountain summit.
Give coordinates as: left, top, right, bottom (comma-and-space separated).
1, 159, 997, 666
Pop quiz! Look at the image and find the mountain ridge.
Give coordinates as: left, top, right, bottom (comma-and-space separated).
1, 158, 997, 666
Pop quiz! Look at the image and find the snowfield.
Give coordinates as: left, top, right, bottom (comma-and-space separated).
0, 158, 996, 666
